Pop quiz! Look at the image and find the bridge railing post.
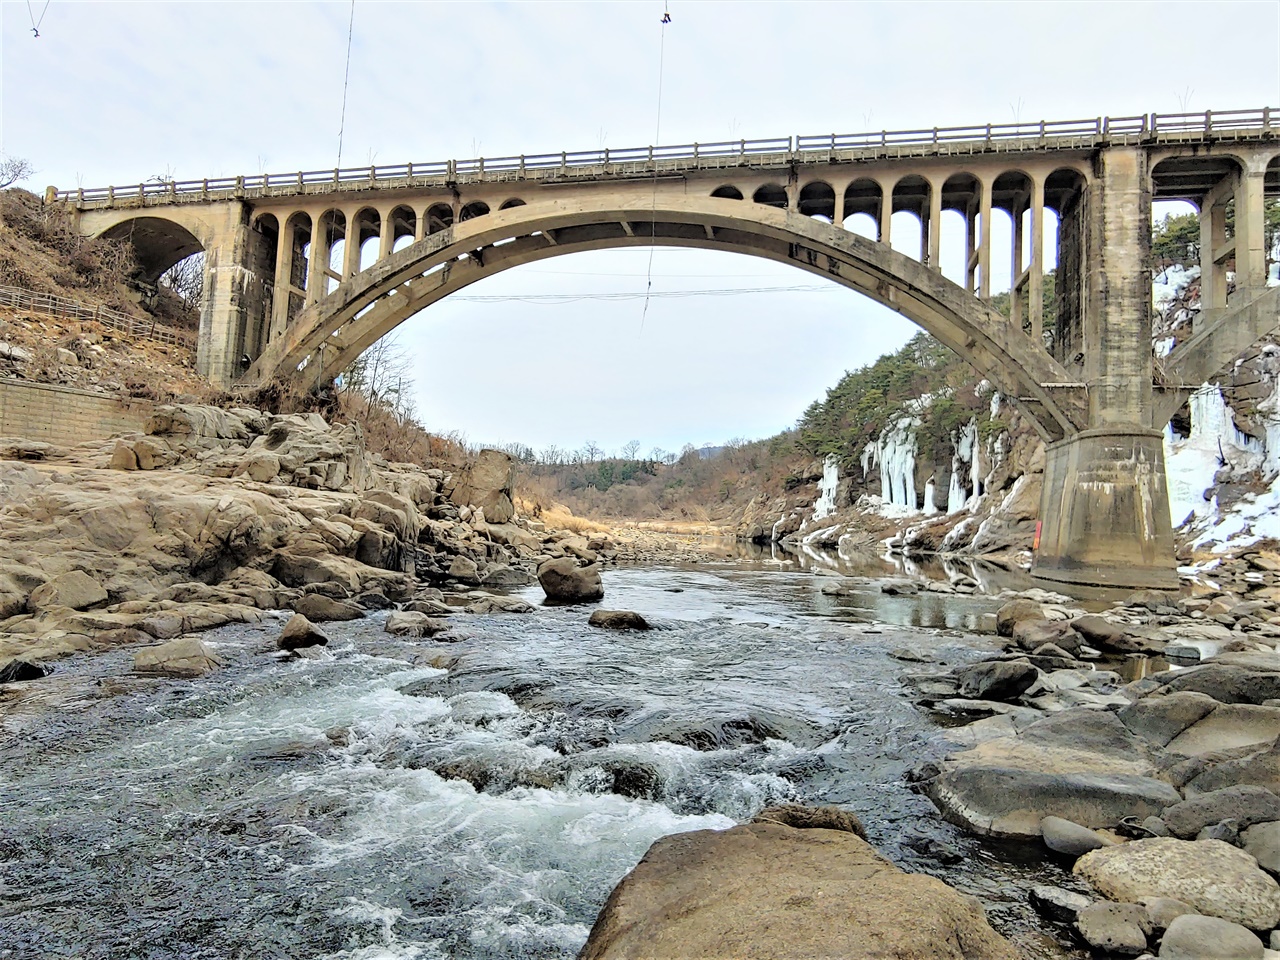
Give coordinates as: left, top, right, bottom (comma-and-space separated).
519, 155, 526, 176
560, 152, 567, 175
1263, 107, 1272, 134
1205, 109, 1213, 135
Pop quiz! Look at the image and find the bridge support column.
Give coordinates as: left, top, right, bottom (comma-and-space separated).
195, 201, 271, 387
1033, 428, 1177, 589
926, 179, 942, 272
1032, 146, 1177, 591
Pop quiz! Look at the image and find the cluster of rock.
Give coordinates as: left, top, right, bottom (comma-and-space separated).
0, 405, 625, 678
899, 579, 1280, 957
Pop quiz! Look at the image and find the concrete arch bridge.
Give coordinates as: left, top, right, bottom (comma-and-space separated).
58, 108, 1280, 590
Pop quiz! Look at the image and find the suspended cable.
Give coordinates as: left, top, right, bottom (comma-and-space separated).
640, 1, 672, 331
451, 284, 833, 304
335, 0, 356, 168
25, 0, 50, 37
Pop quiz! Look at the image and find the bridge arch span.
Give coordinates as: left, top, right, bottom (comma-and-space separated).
247, 195, 1085, 442
95, 214, 204, 282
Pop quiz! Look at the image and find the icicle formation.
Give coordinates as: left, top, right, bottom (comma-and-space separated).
812, 455, 840, 520
877, 417, 918, 510
948, 417, 980, 513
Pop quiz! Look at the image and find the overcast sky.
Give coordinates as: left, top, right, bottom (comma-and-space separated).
3, 1, 1278, 454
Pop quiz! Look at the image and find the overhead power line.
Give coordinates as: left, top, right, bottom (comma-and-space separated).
450, 284, 833, 305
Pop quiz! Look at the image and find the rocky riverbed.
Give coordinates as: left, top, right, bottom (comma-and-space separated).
7, 404, 1280, 958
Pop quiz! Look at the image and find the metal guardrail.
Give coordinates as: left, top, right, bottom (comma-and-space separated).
0, 286, 194, 348
56, 107, 1275, 208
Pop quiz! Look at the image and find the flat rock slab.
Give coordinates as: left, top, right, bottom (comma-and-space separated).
579, 822, 1018, 959
931, 765, 1180, 838
133, 637, 221, 678
1165, 704, 1280, 757
1075, 837, 1280, 930
1162, 785, 1280, 839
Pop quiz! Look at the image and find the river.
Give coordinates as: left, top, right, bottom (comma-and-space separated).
0, 561, 1088, 959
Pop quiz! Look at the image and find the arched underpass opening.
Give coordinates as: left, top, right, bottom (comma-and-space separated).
98, 215, 203, 284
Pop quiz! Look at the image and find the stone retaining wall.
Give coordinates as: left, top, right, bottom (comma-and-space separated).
0, 379, 151, 444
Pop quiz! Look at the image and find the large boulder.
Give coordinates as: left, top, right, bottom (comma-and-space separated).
955, 660, 1039, 702
928, 709, 1177, 837
995, 599, 1045, 637
537, 557, 604, 603
1161, 785, 1280, 839
447, 449, 516, 524
277, 614, 329, 651
579, 822, 1018, 960
1074, 902, 1150, 957
27, 570, 107, 612
133, 637, 221, 677
384, 611, 449, 638
588, 610, 651, 631
1075, 838, 1280, 930
1158, 664, 1280, 705
290, 594, 365, 623
1158, 914, 1264, 959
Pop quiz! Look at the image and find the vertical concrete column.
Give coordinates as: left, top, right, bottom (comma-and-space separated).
1030, 146, 1176, 591
878, 186, 892, 247
305, 214, 329, 306
342, 213, 361, 279
1083, 146, 1152, 427
1011, 200, 1025, 331
1029, 176, 1045, 336
379, 209, 395, 261
414, 206, 426, 242
927, 179, 942, 272
1199, 194, 1230, 311
269, 216, 294, 342
829, 182, 846, 229
964, 204, 977, 293
1235, 168, 1268, 294
977, 178, 993, 299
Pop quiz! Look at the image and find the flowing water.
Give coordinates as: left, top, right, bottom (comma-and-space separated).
0, 564, 1087, 960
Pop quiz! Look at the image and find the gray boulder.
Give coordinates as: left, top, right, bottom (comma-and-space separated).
1118, 692, 1220, 748
1240, 820, 1280, 874
588, 610, 651, 631
1158, 914, 1263, 959
277, 614, 329, 651
1040, 815, 1113, 856
996, 599, 1045, 637
134, 637, 221, 677
290, 594, 365, 622
956, 660, 1039, 702
1160, 664, 1280, 705
384, 611, 449, 638
537, 557, 604, 603
1162, 786, 1280, 839
1141, 897, 1196, 932
1075, 902, 1150, 956
1029, 885, 1091, 922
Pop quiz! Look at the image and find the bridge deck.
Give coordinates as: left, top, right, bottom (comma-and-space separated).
56, 107, 1275, 210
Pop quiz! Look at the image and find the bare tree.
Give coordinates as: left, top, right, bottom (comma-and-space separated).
0, 156, 33, 190
344, 333, 412, 401
581, 439, 602, 462
159, 253, 205, 310
621, 440, 641, 461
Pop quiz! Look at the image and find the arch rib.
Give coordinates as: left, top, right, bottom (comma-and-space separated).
247, 197, 1086, 441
